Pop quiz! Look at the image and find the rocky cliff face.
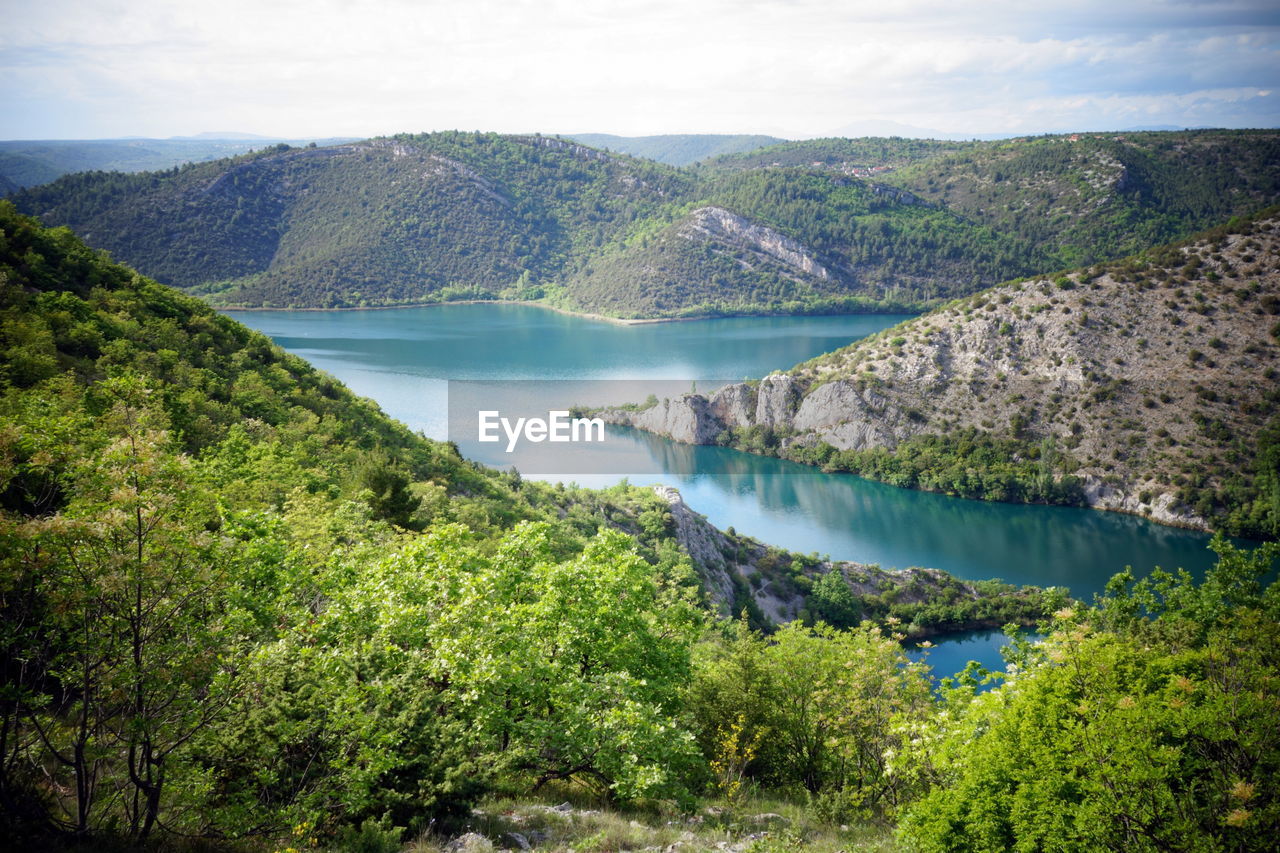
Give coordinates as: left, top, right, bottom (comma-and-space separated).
608, 217, 1280, 532
602, 371, 918, 452
651, 484, 788, 621
619, 396, 724, 445
601, 375, 805, 443
679, 206, 830, 281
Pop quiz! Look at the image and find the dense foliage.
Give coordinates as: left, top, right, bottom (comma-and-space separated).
12, 129, 1279, 318
805, 566, 1063, 638
885, 130, 1280, 270
898, 536, 1280, 852
2, 205, 1277, 851
0, 203, 709, 841
688, 620, 933, 819
729, 425, 1086, 506
563, 169, 1029, 317
11, 134, 692, 310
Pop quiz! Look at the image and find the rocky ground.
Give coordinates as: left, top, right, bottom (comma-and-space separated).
408, 797, 895, 853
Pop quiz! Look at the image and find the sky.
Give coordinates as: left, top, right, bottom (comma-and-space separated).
1, 0, 1277, 141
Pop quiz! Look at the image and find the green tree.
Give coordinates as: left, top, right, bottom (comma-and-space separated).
8, 376, 235, 839
766, 622, 930, 813
688, 619, 931, 816
416, 522, 705, 802
355, 451, 422, 529
809, 568, 861, 628
686, 618, 777, 797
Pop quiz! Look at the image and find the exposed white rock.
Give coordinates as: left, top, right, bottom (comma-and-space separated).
709, 382, 755, 428
612, 395, 723, 444
1080, 476, 1208, 530
754, 375, 799, 427
680, 206, 829, 280
652, 485, 738, 615
523, 135, 612, 161
425, 155, 511, 207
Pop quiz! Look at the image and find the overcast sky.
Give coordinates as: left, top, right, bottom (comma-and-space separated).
1, 0, 1277, 140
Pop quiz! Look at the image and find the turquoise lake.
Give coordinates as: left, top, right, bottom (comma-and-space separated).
233, 303, 1226, 674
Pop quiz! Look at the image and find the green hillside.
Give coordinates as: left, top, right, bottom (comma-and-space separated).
561, 168, 1028, 316
11, 129, 1280, 318
14, 134, 691, 309
2, 205, 1277, 851
704, 130, 1280, 268
881, 129, 1280, 269
698, 135, 980, 171
568, 133, 785, 165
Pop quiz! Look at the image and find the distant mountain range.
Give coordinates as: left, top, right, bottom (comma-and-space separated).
566, 133, 785, 165
825, 120, 1224, 141
9, 129, 1280, 318
168, 131, 279, 140
0, 133, 780, 189
0, 135, 356, 190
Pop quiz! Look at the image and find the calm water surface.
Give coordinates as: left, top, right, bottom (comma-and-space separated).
905, 629, 1043, 688
233, 303, 1226, 678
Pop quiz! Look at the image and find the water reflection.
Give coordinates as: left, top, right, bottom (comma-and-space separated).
509, 425, 1220, 601
234, 304, 1226, 604
906, 628, 1042, 691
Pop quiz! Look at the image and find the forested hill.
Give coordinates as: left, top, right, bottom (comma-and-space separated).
3, 205, 1279, 852
12, 134, 693, 310
11, 129, 1280, 317
0, 198, 1057, 844
697, 135, 981, 171
605, 212, 1280, 539
701, 130, 1280, 267
567, 132, 784, 165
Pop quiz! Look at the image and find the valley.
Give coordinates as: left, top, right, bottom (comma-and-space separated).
10, 129, 1279, 320
2, 132, 1277, 852
6, 0, 1278, 847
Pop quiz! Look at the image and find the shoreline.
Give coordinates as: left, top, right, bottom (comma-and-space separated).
901, 615, 1044, 643
219, 298, 716, 325
220, 292, 1220, 539
217, 298, 920, 326
612, 413, 1219, 537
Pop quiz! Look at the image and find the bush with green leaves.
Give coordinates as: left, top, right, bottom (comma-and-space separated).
688, 619, 932, 817
898, 536, 1280, 852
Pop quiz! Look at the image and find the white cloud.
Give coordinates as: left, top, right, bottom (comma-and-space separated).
0, 0, 1276, 138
